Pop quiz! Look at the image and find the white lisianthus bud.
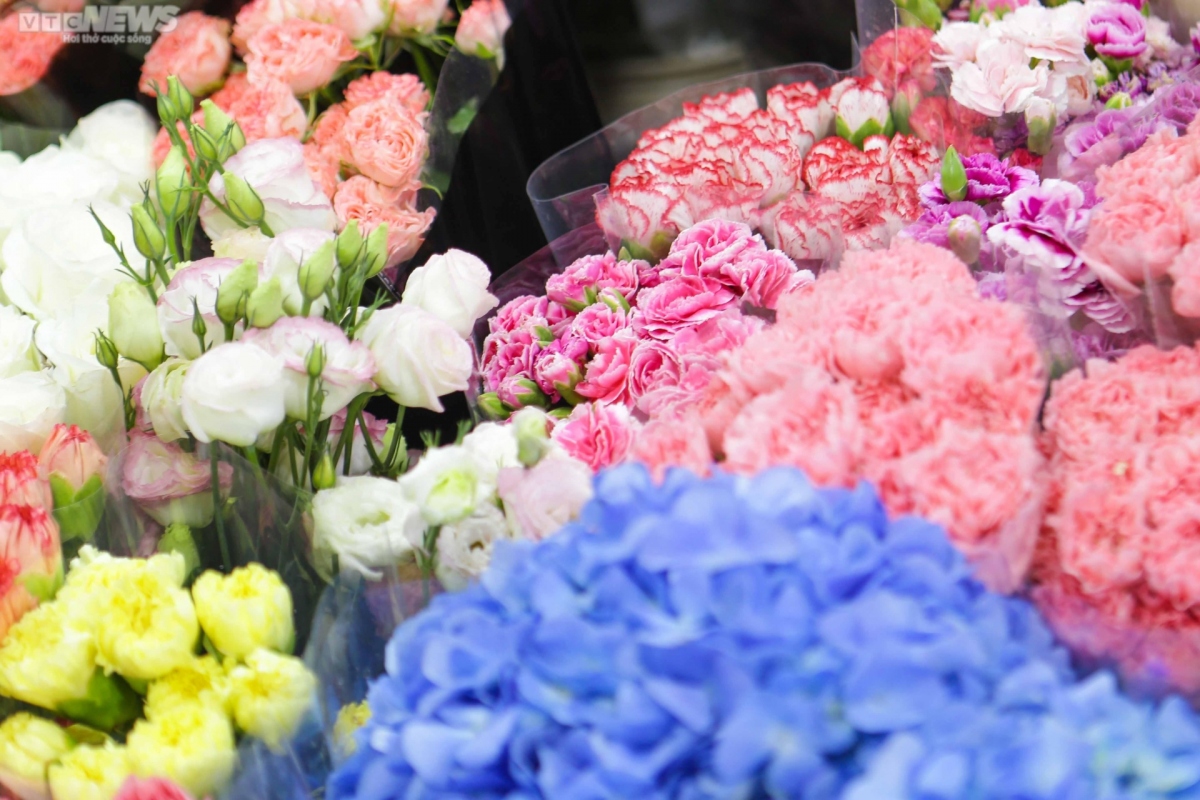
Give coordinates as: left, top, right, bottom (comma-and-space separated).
108, 282, 164, 369
311, 476, 424, 579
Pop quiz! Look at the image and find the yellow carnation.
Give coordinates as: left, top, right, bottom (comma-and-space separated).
145, 656, 231, 719
58, 547, 186, 610
126, 703, 237, 798
47, 742, 130, 800
94, 563, 199, 681
0, 601, 96, 711
227, 648, 316, 751
192, 564, 293, 660
332, 701, 371, 758
0, 713, 73, 798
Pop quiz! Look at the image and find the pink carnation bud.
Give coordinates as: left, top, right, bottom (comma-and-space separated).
0, 452, 51, 510
38, 425, 107, 493
0, 504, 62, 643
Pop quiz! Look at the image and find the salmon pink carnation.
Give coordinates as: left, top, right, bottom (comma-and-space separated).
333, 175, 435, 266
245, 19, 358, 96
139, 12, 232, 97
0, 452, 50, 510
0, 16, 63, 96
344, 72, 429, 115
628, 416, 712, 483
342, 98, 429, 188
0, 503, 61, 643
208, 72, 307, 142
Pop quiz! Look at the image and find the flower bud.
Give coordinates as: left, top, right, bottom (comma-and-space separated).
94, 331, 120, 371
223, 173, 266, 226
156, 145, 190, 221
313, 452, 336, 491
364, 223, 390, 278
200, 99, 246, 153
166, 76, 195, 122
513, 407, 551, 467
941, 146, 968, 203
1106, 91, 1133, 110
191, 124, 222, 163
1025, 98, 1057, 156
336, 220, 364, 268
215, 258, 259, 326
299, 240, 337, 302
547, 407, 573, 421
158, 523, 201, 580
947, 215, 983, 266
306, 344, 326, 379
476, 392, 511, 420
109, 283, 165, 369
381, 423, 405, 467
191, 299, 208, 344
131, 204, 166, 261
157, 89, 179, 126
498, 377, 547, 409
246, 277, 285, 329
895, 0, 943, 29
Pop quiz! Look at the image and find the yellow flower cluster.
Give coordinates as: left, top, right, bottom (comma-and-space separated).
0, 549, 318, 800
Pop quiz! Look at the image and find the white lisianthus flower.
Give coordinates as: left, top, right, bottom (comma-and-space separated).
212, 225, 274, 263
242, 317, 375, 421
156, 258, 242, 360
182, 342, 288, 446
141, 358, 190, 443
0, 147, 119, 243
497, 449, 594, 542
0, 371, 67, 455
64, 100, 157, 202
261, 228, 335, 317
461, 422, 520, 485
358, 305, 473, 412
400, 249, 498, 338
398, 445, 495, 527
1, 201, 135, 320
0, 305, 39, 378
435, 502, 511, 591
311, 476, 424, 579
200, 138, 336, 241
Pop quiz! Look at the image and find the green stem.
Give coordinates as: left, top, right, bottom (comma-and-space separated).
210, 445, 231, 569
410, 46, 438, 98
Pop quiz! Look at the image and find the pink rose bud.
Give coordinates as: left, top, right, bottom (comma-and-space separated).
947, 215, 983, 266
115, 776, 196, 800
0, 504, 63, 642
0, 452, 51, 510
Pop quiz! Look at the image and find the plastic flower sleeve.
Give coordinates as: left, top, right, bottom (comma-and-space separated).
526, 62, 849, 243
377, 48, 505, 294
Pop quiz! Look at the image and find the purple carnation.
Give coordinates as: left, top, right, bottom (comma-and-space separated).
919, 153, 1039, 208
901, 201, 999, 270
1087, 4, 1147, 60
1155, 80, 1200, 133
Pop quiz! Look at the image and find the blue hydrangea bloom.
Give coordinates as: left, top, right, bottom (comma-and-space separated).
326, 466, 1200, 800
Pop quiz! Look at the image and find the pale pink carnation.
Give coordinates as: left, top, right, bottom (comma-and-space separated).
455, 0, 512, 68
245, 19, 358, 96
628, 416, 713, 483
139, 12, 232, 97
388, 0, 450, 35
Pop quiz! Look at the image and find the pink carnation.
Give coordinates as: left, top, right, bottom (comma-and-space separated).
575, 330, 636, 406
0, 15, 64, 96
245, 19, 358, 96
342, 98, 429, 188
139, 12, 232, 97
333, 175, 435, 267
551, 403, 637, 472
546, 252, 642, 309
628, 416, 713, 483
208, 72, 307, 143
569, 303, 631, 347
861, 26, 937, 97
634, 275, 738, 340
344, 71, 429, 115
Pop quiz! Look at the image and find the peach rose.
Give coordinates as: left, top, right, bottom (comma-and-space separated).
333, 175, 435, 267
139, 12, 232, 97
342, 98, 428, 188
0, 15, 64, 96
388, 0, 450, 35
245, 19, 359, 96
344, 71, 429, 114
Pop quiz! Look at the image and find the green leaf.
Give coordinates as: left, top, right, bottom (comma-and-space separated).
0, 122, 67, 158
446, 99, 480, 136
20, 570, 62, 603
51, 474, 106, 542
57, 670, 142, 732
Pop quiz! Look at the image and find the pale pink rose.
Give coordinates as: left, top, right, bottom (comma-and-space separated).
242, 317, 375, 420
0, 15, 64, 96
388, 0, 451, 35
342, 98, 429, 188
344, 71, 429, 115
139, 12, 232, 97
208, 72, 307, 143
575, 330, 636, 406
114, 776, 196, 800
0, 451, 51, 511
950, 38, 1050, 117
569, 304, 631, 347
0, 503, 61, 642
546, 252, 642, 308
38, 424, 106, 492
202, 137, 338, 241
120, 432, 233, 527
496, 454, 593, 540
550, 403, 637, 472
333, 175, 435, 267
246, 19, 359, 96
455, 0, 512, 68
629, 416, 713, 482
634, 276, 738, 340
626, 339, 684, 407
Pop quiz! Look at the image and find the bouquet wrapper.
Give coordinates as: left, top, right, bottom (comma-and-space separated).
525, 62, 850, 244
217, 568, 440, 800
